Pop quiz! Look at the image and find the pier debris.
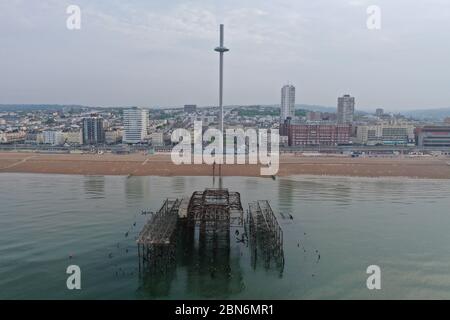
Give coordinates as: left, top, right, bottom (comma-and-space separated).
137, 199, 180, 273
248, 200, 285, 271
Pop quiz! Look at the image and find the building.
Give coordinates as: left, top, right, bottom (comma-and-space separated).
337, 94, 355, 124
280, 85, 295, 122
64, 130, 82, 145
356, 123, 415, 145
42, 130, 64, 145
306, 111, 322, 122
150, 132, 164, 146
184, 105, 197, 114
444, 117, 450, 125
299, 109, 337, 124
105, 130, 123, 144
417, 126, 450, 148
25, 131, 40, 144
82, 117, 104, 145
189, 115, 217, 126
0, 131, 26, 144
321, 112, 337, 122
279, 135, 289, 147
36, 133, 44, 144
286, 123, 351, 146
123, 107, 148, 144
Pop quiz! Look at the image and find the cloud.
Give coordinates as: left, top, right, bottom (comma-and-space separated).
1, 0, 450, 109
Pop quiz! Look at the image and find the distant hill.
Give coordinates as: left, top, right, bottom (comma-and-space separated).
4, 103, 448, 121
299, 104, 450, 119
0, 104, 87, 112
250, 104, 336, 112
296, 104, 336, 113
401, 108, 450, 121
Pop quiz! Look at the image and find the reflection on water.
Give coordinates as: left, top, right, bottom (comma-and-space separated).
1, 173, 450, 299
171, 176, 186, 195
137, 228, 246, 299
83, 176, 105, 199
287, 179, 353, 206
125, 176, 149, 202
278, 178, 294, 210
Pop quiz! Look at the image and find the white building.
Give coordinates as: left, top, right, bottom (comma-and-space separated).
43, 130, 64, 145
123, 108, 148, 144
280, 85, 295, 122
337, 94, 355, 124
356, 123, 415, 145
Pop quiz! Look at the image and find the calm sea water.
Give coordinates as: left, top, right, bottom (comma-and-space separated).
1, 173, 450, 299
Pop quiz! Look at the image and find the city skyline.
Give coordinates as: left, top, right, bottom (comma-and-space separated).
1, 1, 450, 110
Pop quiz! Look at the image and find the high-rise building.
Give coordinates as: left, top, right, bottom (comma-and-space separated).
337, 94, 355, 124
280, 85, 295, 122
82, 116, 104, 145
123, 107, 148, 144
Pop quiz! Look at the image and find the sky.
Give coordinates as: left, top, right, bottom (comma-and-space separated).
1, 0, 450, 111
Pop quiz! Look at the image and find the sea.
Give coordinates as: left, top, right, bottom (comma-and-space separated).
1, 173, 450, 299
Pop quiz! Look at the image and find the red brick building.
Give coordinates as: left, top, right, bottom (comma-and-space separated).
286, 123, 352, 146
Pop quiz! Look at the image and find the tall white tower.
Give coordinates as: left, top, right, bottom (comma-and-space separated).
214, 24, 229, 133
280, 84, 295, 122
123, 107, 148, 144
337, 94, 355, 124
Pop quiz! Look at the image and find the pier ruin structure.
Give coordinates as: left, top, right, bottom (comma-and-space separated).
137, 198, 180, 273
137, 188, 284, 275
248, 200, 284, 270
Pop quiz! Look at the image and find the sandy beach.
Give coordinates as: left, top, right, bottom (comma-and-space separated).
0, 152, 449, 179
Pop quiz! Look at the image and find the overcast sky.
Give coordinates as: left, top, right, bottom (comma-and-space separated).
1, 0, 449, 111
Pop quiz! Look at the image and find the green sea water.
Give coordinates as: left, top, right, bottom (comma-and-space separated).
1, 173, 450, 299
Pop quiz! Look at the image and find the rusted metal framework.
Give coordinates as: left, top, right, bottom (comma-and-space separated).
186, 189, 244, 272
137, 199, 180, 273
248, 200, 284, 271
187, 189, 243, 227
137, 189, 285, 276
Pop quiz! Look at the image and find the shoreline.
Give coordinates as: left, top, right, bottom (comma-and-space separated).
1, 171, 447, 181
1, 152, 450, 179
